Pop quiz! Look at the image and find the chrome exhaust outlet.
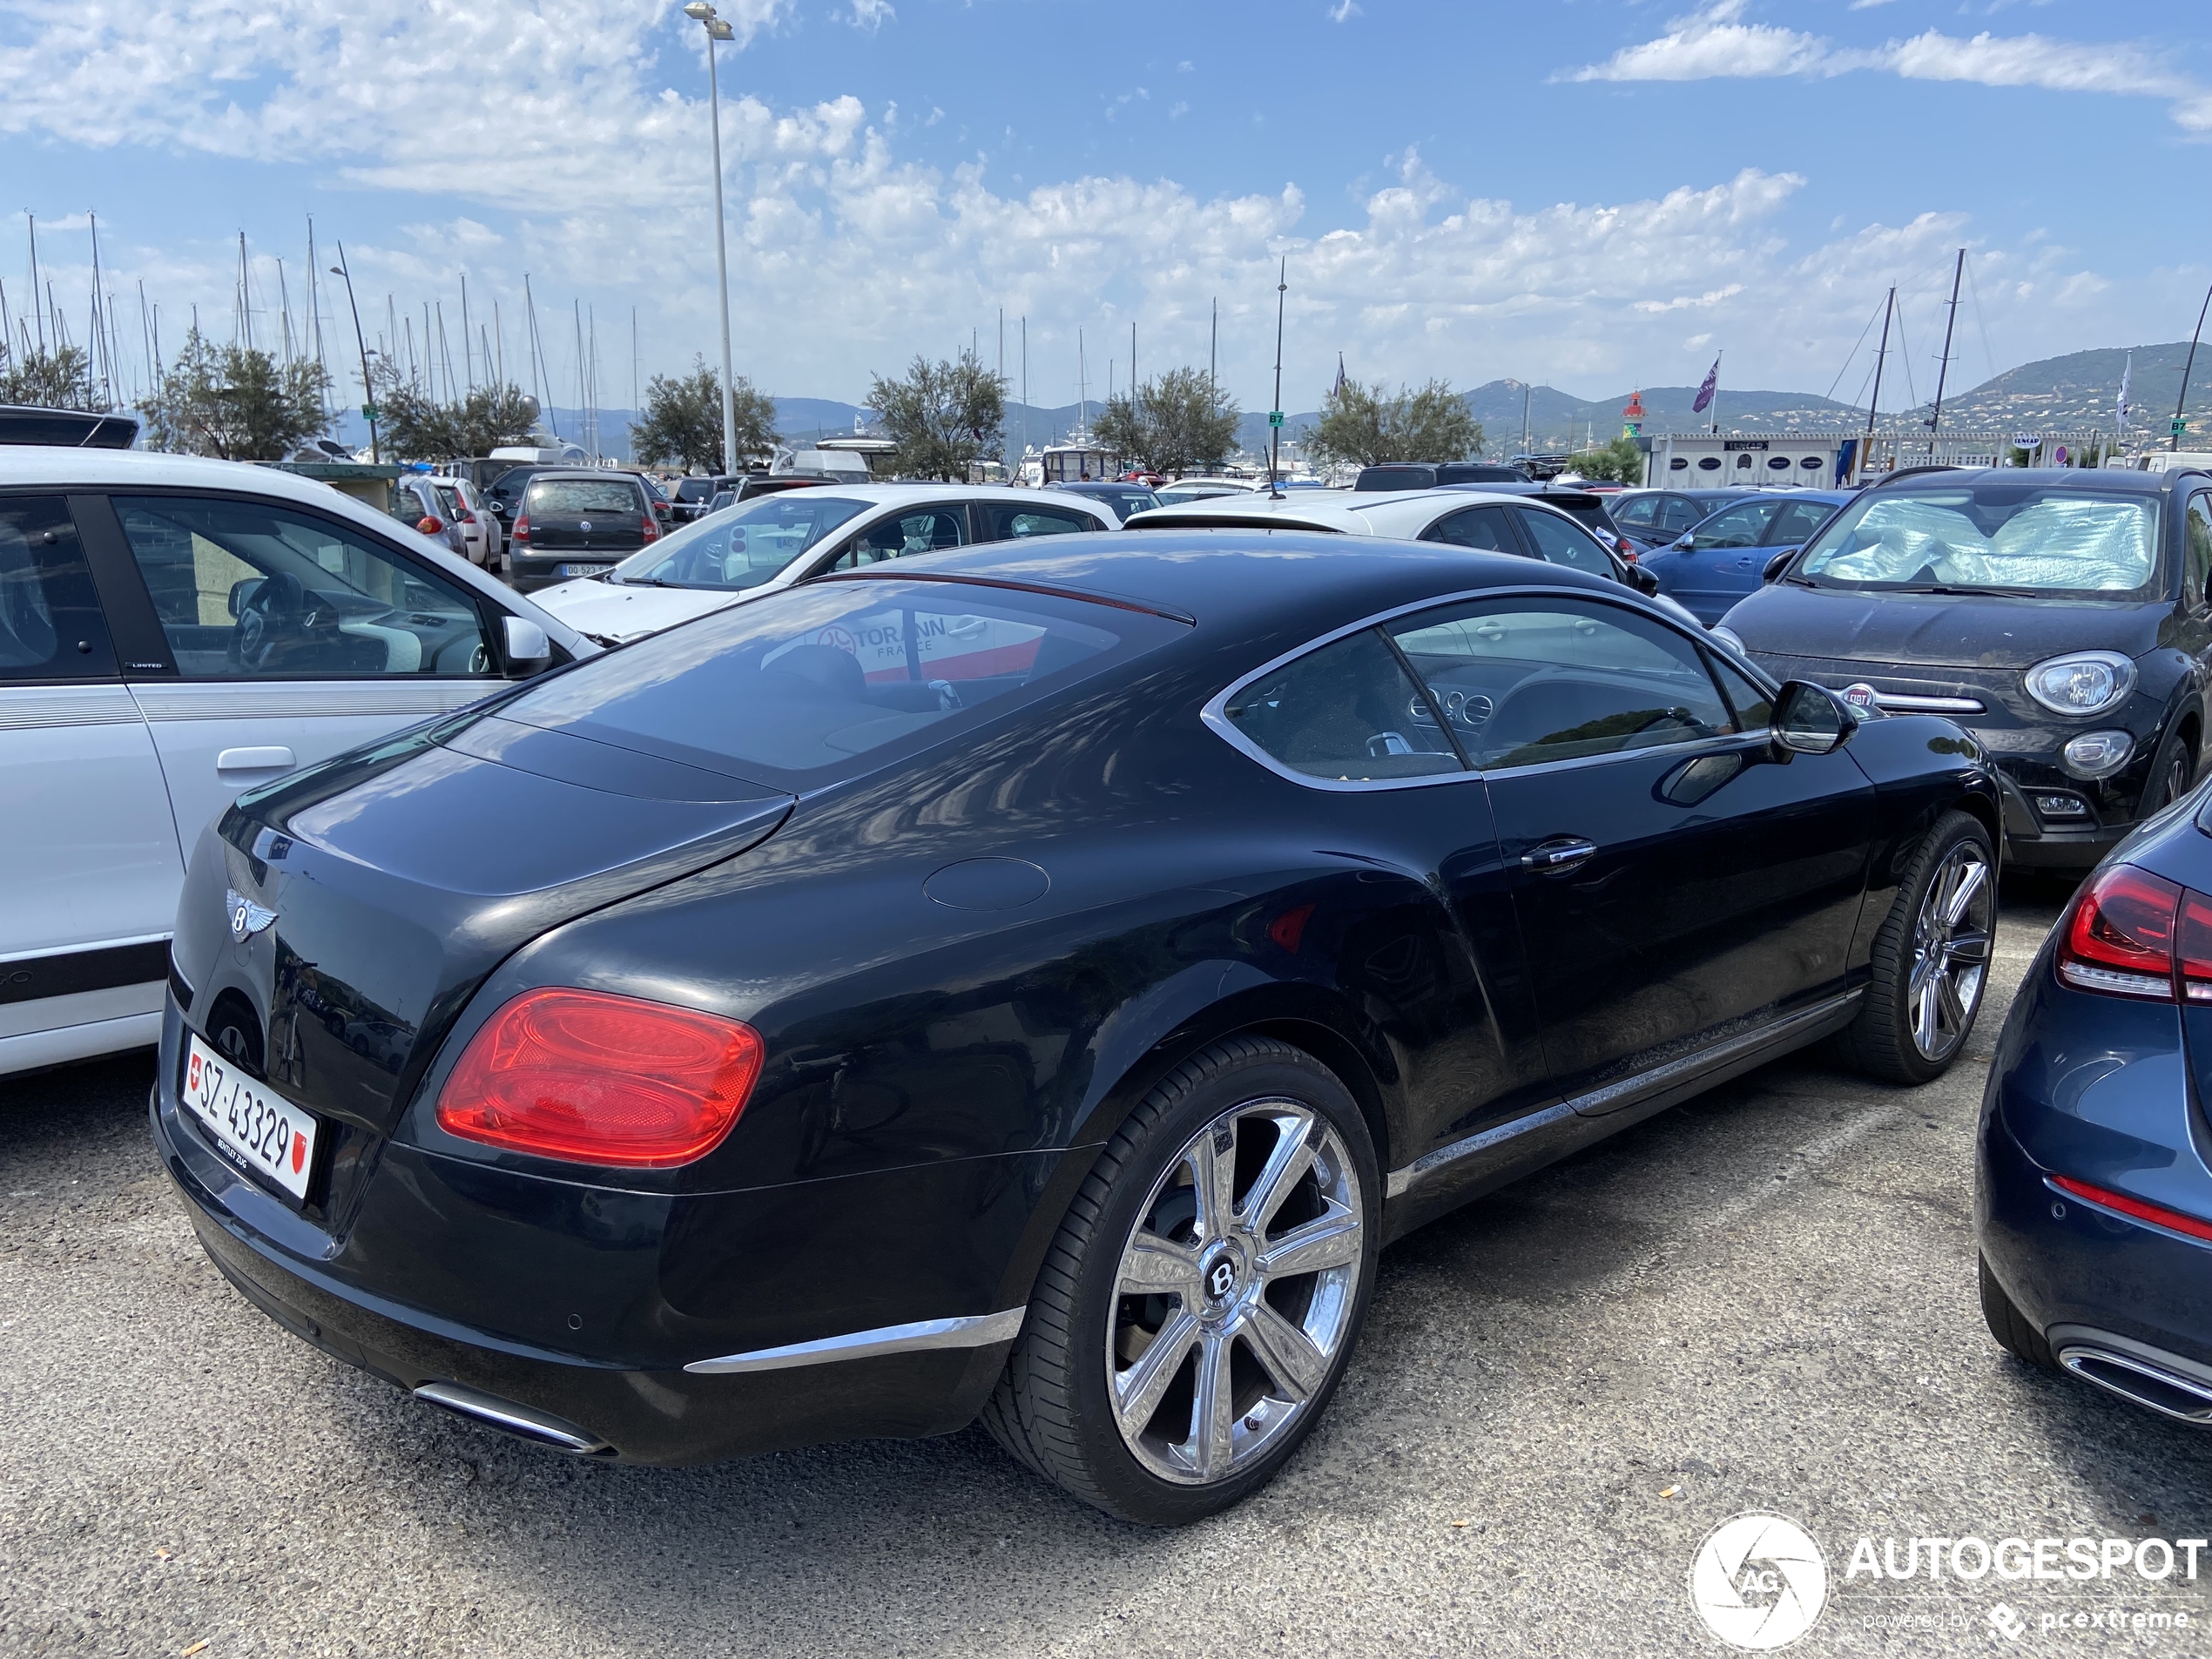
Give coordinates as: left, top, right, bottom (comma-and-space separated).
2057, 1345, 2212, 1426
411, 1381, 613, 1455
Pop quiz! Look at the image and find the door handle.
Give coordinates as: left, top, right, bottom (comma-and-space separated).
217, 745, 296, 773
1521, 837, 1596, 873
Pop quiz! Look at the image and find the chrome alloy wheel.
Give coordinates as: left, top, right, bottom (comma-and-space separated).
1908, 842, 1993, 1061
1105, 1098, 1365, 1486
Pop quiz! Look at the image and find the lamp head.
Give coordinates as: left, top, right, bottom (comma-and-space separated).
328, 266, 344, 277
705, 17, 733, 37
683, 2, 714, 17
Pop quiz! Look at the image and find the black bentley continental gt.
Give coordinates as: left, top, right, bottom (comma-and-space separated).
155, 533, 2000, 1524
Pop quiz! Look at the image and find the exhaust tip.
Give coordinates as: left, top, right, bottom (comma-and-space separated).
411, 1380, 614, 1455
2057, 1345, 2212, 1426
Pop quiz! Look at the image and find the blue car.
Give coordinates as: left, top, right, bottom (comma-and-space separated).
1642, 490, 1856, 624
1979, 793, 2212, 1422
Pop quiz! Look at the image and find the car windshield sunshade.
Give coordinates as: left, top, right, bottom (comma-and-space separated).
1799, 489, 2158, 595
496, 577, 1187, 786
611, 494, 871, 590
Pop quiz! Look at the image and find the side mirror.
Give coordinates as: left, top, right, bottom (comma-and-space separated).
1762, 550, 1795, 583
652, 500, 672, 517
1771, 679, 1855, 757
227, 577, 264, 618
502, 615, 552, 671
1672, 533, 1695, 551
1630, 565, 1660, 597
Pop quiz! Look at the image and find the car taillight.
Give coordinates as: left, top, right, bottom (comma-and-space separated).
640, 514, 659, 543
417, 515, 445, 534
511, 515, 531, 543
2056, 864, 2183, 1000
437, 988, 762, 1167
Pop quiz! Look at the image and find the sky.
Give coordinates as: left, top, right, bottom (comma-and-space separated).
3, 0, 2209, 421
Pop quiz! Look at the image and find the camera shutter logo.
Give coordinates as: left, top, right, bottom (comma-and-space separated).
1689, 1513, 1828, 1650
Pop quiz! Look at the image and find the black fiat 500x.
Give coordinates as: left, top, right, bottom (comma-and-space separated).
156, 534, 1999, 1525
1717, 467, 2212, 872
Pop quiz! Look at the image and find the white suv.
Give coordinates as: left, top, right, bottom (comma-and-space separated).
531, 484, 1120, 645
0, 448, 593, 1076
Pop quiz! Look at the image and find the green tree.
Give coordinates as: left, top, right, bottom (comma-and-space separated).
1092, 367, 1241, 475
1565, 435, 1644, 484
138, 329, 332, 460
867, 349, 1005, 482
374, 374, 543, 462
1307, 377, 1480, 469
0, 343, 99, 410
630, 358, 779, 473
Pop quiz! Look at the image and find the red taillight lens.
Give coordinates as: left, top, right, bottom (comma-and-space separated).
436, 988, 763, 1167
2182, 890, 2212, 1002
417, 515, 445, 534
2058, 864, 2182, 1000
511, 515, 531, 543
640, 514, 659, 543
2051, 1175, 2212, 1243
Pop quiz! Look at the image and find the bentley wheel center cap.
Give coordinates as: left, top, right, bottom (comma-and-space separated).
1201, 1242, 1245, 1307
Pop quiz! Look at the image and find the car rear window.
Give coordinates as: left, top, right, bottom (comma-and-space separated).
525, 479, 642, 516
613, 494, 872, 590
496, 577, 1188, 784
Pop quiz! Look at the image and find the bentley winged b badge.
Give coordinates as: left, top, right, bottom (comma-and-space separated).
226, 887, 278, 943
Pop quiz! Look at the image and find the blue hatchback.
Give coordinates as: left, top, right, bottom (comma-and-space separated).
1642, 490, 1856, 625
1979, 791, 2212, 1423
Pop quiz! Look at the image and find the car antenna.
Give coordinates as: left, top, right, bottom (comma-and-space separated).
1269, 259, 1286, 500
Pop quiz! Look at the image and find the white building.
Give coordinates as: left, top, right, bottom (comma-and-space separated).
1639, 429, 2119, 488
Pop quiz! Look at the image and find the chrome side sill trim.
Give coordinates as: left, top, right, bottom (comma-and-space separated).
684, 1306, 1028, 1375
1384, 991, 1862, 1199
1385, 1103, 1577, 1199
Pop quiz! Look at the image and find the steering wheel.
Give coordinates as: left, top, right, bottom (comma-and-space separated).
230, 570, 319, 673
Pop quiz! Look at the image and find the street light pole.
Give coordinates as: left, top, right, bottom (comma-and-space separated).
328, 245, 380, 463
685, 2, 740, 477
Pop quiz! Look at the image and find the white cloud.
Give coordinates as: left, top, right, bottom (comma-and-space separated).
847, 0, 894, 32
0, 0, 2174, 408
1565, 3, 2212, 132
1328, 1, 1361, 22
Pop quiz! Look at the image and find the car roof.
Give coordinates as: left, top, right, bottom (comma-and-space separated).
842, 528, 1629, 642
1878, 466, 2178, 494
523, 469, 650, 482
1124, 488, 1580, 533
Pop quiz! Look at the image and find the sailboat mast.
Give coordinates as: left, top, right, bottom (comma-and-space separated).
1927, 247, 1966, 454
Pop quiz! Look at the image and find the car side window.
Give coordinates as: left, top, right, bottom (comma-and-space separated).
0, 496, 117, 682
1658, 497, 1704, 533
1425, 505, 1519, 553
1691, 501, 1785, 548
981, 502, 1101, 540
2187, 494, 2212, 610
1767, 500, 1835, 546
1708, 654, 1774, 729
1386, 597, 1735, 770
1510, 507, 1613, 577
112, 495, 495, 680
1221, 628, 1462, 783
826, 507, 971, 570
1610, 496, 1656, 530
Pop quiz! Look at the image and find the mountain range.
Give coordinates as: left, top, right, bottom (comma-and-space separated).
320, 339, 2212, 464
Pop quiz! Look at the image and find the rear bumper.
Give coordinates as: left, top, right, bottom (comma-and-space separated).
505, 550, 636, 593
149, 1004, 1036, 1466
1976, 969, 2212, 1376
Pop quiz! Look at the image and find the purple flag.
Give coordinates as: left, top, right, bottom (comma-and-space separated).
1691, 358, 1720, 415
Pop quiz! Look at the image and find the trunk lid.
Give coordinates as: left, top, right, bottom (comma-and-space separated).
183, 712, 791, 1228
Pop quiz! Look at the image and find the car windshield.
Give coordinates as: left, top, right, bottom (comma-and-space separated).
1156, 484, 1244, 507
497, 577, 1186, 785
525, 479, 640, 516
610, 494, 871, 590
1797, 488, 2160, 596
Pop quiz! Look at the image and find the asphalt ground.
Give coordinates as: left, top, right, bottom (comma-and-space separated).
6, 881, 2212, 1658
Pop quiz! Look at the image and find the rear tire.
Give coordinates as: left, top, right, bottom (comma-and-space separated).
1979, 1252, 2055, 1370
1839, 811, 1996, 1085
982, 1036, 1379, 1526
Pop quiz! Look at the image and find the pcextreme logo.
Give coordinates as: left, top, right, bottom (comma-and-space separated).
1689, 1513, 1830, 1651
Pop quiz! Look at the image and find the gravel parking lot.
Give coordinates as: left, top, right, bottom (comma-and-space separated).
6, 884, 2210, 1658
